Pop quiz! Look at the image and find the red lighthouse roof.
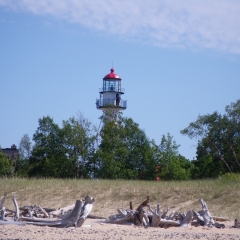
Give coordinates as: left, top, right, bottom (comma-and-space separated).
103, 68, 121, 80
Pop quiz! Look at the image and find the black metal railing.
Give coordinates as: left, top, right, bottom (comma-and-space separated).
96, 99, 127, 109
99, 87, 125, 94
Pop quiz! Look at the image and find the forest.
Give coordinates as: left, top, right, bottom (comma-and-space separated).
1, 99, 240, 180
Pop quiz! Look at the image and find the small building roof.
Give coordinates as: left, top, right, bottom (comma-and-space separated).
103, 68, 121, 80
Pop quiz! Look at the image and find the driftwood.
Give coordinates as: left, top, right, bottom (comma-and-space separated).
133, 208, 146, 226
0, 192, 7, 221
0, 192, 230, 230
77, 195, 95, 227
12, 195, 19, 221
50, 204, 75, 217
0, 193, 95, 228
136, 195, 149, 211
106, 210, 134, 224
1, 207, 5, 221
60, 200, 83, 227
105, 197, 229, 229
234, 219, 240, 228
0, 192, 7, 210
88, 214, 106, 219
180, 210, 193, 227
199, 198, 215, 227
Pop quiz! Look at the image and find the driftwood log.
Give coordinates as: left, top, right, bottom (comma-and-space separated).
234, 219, 240, 228
0, 193, 95, 228
105, 196, 227, 229
0, 193, 231, 229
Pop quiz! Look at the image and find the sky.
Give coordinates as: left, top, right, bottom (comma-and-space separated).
0, 0, 240, 160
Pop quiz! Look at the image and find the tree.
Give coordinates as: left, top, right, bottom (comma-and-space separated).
15, 134, 32, 177
94, 112, 156, 179
181, 99, 240, 175
152, 133, 193, 180
29, 116, 71, 177
0, 148, 14, 177
191, 141, 227, 179
28, 114, 96, 178
62, 113, 96, 178
19, 134, 32, 160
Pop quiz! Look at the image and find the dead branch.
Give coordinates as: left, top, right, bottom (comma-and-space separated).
0, 192, 7, 211
12, 195, 19, 221
39, 205, 49, 218
136, 195, 149, 211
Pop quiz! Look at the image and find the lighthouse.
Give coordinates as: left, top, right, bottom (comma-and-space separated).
96, 68, 127, 115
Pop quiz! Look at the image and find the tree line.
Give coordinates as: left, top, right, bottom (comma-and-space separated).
1, 99, 240, 180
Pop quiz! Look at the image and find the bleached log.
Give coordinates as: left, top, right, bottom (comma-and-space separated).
12, 195, 19, 221
156, 204, 161, 215
166, 211, 179, 220
148, 205, 160, 227
193, 210, 204, 226
0, 207, 5, 221
107, 214, 124, 221
199, 198, 215, 227
180, 210, 193, 227
24, 221, 61, 226
148, 204, 181, 228
50, 204, 75, 217
142, 212, 150, 227
5, 208, 15, 214
39, 205, 49, 218
106, 212, 134, 224
77, 195, 95, 227
161, 208, 169, 219
20, 216, 61, 223
61, 200, 83, 227
27, 209, 33, 218
117, 208, 128, 217
0, 192, 7, 211
159, 218, 180, 227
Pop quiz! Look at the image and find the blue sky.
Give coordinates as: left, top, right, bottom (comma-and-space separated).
0, 0, 240, 160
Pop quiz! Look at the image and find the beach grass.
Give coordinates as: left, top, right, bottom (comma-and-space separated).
0, 177, 240, 219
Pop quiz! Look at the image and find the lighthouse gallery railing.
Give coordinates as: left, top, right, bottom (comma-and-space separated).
96, 99, 127, 109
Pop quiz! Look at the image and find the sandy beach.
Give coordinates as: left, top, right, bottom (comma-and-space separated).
1, 218, 240, 240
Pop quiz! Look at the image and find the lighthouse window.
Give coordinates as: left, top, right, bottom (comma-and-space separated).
104, 81, 118, 92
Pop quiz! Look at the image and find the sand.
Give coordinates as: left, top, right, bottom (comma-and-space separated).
0, 219, 240, 240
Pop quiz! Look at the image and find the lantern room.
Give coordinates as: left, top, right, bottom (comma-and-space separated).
96, 68, 127, 110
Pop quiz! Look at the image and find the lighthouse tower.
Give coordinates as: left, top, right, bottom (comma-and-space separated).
96, 68, 127, 117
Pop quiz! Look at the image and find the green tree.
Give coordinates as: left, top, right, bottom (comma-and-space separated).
94, 112, 155, 179
62, 113, 96, 178
189, 141, 226, 179
181, 99, 240, 175
181, 100, 240, 175
29, 116, 71, 177
15, 134, 32, 177
0, 148, 14, 177
152, 133, 193, 180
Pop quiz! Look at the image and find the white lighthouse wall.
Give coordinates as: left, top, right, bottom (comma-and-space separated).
102, 92, 118, 105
